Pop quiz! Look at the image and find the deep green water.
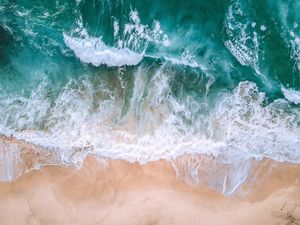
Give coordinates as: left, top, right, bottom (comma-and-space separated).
0, 0, 300, 193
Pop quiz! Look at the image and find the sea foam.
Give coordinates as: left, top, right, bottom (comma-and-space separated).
282, 87, 300, 104
63, 34, 143, 67
1, 69, 300, 194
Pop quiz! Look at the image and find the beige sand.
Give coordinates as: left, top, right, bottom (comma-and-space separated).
0, 156, 300, 225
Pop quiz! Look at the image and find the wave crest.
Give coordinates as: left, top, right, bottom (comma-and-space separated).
63, 34, 143, 67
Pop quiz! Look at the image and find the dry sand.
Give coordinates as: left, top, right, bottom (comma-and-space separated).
0, 155, 300, 225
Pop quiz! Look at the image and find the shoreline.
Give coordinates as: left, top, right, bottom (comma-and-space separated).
0, 156, 300, 225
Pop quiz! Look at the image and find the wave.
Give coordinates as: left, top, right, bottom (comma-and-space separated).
0, 133, 298, 196
282, 87, 300, 104
0, 69, 299, 173
63, 34, 199, 69
0, 134, 62, 181
63, 34, 143, 67
63, 9, 174, 67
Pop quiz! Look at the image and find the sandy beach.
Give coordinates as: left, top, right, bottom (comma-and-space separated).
0, 154, 300, 225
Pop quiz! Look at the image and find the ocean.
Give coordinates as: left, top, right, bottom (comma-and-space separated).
0, 0, 299, 195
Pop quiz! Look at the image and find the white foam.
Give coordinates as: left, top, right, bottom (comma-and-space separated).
163, 49, 199, 68
111, 10, 170, 52
211, 82, 300, 163
63, 34, 143, 67
224, 2, 260, 67
66, 9, 194, 69
275, 1, 300, 71
224, 1, 276, 91
163, 57, 199, 68
0, 79, 50, 131
1, 70, 300, 192
3, 75, 299, 165
260, 25, 267, 31
282, 86, 300, 104
289, 31, 300, 71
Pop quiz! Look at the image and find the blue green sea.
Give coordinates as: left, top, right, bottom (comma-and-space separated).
0, 0, 300, 194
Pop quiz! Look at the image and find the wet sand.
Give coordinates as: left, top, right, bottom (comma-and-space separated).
0, 156, 300, 225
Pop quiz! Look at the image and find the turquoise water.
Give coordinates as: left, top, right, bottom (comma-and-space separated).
0, 0, 300, 193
